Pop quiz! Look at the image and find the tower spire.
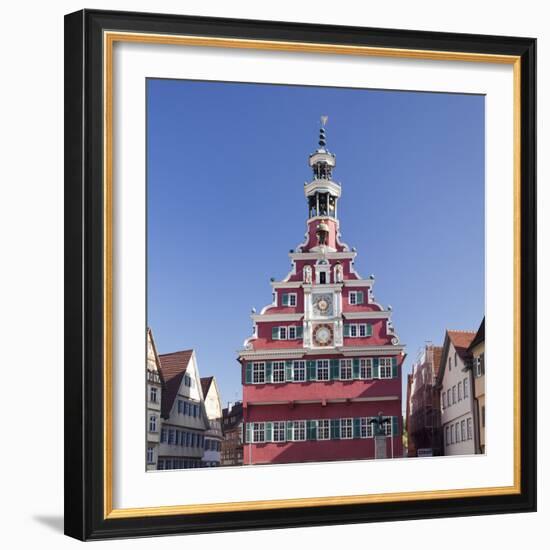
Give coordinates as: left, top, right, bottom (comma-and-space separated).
306, 116, 340, 220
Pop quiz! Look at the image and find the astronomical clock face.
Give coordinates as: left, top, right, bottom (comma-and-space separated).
312, 293, 333, 316
313, 324, 333, 346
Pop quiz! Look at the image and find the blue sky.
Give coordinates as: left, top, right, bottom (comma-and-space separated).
147, 78, 485, 410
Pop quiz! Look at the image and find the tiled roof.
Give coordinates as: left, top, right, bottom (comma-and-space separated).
200, 376, 214, 398
447, 330, 476, 362
431, 346, 443, 377
158, 350, 193, 418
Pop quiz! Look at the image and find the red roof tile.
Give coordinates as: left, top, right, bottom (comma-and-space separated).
200, 376, 214, 398
158, 350, 193, 418
447, 330, 476, 362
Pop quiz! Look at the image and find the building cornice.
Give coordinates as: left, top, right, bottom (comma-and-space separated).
270, 281, 303, 289
289, 251, 357, 261
238, 344, 405, 360
343, 311, 390, 320
246, 395, 400, 406
343, 279, 374, 288
251, 313, 303, 322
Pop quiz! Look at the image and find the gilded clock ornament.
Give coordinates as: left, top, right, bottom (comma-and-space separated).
314, 324, 333, 346
313, 293, 333, 316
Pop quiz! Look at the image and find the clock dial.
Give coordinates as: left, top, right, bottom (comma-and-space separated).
313, 294, 333, 316
314, 324, 333, 346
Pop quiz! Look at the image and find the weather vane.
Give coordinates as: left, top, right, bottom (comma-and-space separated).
320, 115, 329, 127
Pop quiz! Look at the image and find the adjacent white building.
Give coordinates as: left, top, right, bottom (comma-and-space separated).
200, 376, 224, 467
157, 349, 210, 469
146, 329, 162, 470
437, 330, 478, 456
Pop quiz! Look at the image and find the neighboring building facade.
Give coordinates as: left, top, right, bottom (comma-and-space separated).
469, 319, 485, 453
437, 330, 477, 456
221, 401, 244, 466
406, 344, 443, 457
238, 122, 405, 465
157, 350, 209, 469
201, 376, 224, 467
146, 329, 163, 470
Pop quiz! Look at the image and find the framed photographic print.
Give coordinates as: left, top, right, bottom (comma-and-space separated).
64, 9, 536, 541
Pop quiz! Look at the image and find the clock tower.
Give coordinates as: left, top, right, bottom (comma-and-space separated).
238, 118, 405, 465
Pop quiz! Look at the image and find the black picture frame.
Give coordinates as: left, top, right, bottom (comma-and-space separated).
64, 8, 536, 541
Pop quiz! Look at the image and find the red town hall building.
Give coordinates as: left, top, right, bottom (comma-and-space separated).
238, 121, 405, 465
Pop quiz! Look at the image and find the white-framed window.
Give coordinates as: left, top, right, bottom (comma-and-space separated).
293, 360, 306, 382
350, 324, 358, 337
464, 377, 470, 398
445, 426, 450, 445
448, 357, 452, 371
359, 324, 367, 337
149, 414, 157, 432
288, 326, 297, 340
252, 362, 266, 384
360, 358, 373, 379
379, 357, 392, 378
467, 417, 473, 439
349, 291, 357, 305
447, 389, 451, 407
292, 420, 306, 441
382, 418, 392, 436
458, 381, 463, 401
273, 421, 286, 442
360, 417, 373, 438
461, 420, 466, 441
317, 359, 329, 381
442, 392, 447, 409
450, 425, 455, 444
452, 385, 457, 404
149, 386, 158, 402
281, 292, 297, 307
253, 423, 265, 443
168, 429, 175, 445
146, 446, 154, 464
455, 423, 460, 442
454, 352, 458, 367
279, 326, 287, 340
340, 418, 353, 439
317, 419, 330, 440
346, 323, 371, 338
272, 361, 285, 383
340, 359, 353, 380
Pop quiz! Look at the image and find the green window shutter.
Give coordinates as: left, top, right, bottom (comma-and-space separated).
373, 358, 380, 378
353, 417, 361, 438
392, 356, 398, 378
272, 326, 279, 340
282, 293, 289, 306
392, 416, 399, 437
366, 323, 373, 337
343, 324, 350, 337
307, 420, 317, 440
245, 423, 252, 443
245, 363, 253, 384
357, 291, 364, 304
265, 422, 273, 442
286, 421, 294, 441
307, 360, 316, 381
330, 359, 339, 380
296, 325, 303, 339
266, 362, 273, 383
330, 418, 340, 439
285, 361, 293, 382
352, 358, 360, 379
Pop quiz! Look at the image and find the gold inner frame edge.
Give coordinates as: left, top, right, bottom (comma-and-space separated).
103, 30, 522, 520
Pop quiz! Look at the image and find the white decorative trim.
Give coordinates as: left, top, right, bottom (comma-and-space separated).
343, 279, 374, 288
343, 311, 391, 320
238, 344, 405, 360
290, 251, 357, 261
271, 281, 302, 289
252, 313, 303, 322
304, 180, 341, 198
